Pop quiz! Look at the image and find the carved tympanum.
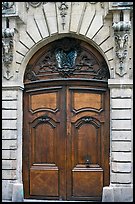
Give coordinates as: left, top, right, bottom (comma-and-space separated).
24, 38, 109, 82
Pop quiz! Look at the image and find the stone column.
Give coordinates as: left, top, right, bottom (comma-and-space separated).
103, 79, 133, 202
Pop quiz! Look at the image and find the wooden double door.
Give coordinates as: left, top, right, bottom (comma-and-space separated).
23, 80, 109, 201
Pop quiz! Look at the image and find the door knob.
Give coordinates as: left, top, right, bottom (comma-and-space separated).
84, 155, 91, 167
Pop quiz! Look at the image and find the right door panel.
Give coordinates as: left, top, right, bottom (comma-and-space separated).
66, 85, 109, 201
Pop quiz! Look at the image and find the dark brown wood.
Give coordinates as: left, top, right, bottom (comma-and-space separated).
23, 37, 110, 201
23, 82, 110, 201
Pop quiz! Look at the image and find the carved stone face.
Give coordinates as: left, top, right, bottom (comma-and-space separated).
115, 33, 128, 49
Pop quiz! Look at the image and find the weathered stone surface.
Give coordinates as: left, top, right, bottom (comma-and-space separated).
112, 152, 132, 162
19, 31, 35, 50
100, 36, 114, 52
2, 180, 13, 200
108, 79, 133, 88
15, 52, 25, 65
2, 130, 17, 139
2, 110, 17, 119
33, 14, 49, 38
111, 109, 131, 119
16, 41, 29, 57
26, 15, 42, 43
102, 186, 114, 202
2, 169, 17, 180
113, 187, 133, 202
111, 130, 131, 141
2, 90, 18, 100
2, 101, 17, 110
103, 185, 133, 202
2, 140, 17, 150
111, 162, 131, 173
93, 24, 110, 45
2, 150, 17, 160
43, 3, 57, 35
112, 141, 131, 151
12, 183, 24, 202
111, 98, 132, 109
2, 160, 17, 170
111, 173, 132, 183
111, 88, 132, 98
79, 3, 95, 35
2, 120, 17, 129
70, 2, 86, 33
87, 14, 103, 39
111, 120, 132, 130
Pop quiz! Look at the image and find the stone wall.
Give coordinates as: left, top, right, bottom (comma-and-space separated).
2, 86, 23, 200
2, 2, 133, 202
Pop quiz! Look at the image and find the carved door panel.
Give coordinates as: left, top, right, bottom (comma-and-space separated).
66, 85, 109, 201
23, 86, 67, 200
23, 82, 109, 201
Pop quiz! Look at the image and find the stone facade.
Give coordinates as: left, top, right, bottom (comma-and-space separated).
2, 2, 133, 202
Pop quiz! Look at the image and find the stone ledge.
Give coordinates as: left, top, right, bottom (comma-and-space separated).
108, 79, 133, 88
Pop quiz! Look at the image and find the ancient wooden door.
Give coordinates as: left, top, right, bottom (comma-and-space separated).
23, 38, 110, 201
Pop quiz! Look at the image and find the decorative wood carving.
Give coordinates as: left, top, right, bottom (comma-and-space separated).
24, 38, 109, 82
32, 115, 56, 128
75, 116, 101, 128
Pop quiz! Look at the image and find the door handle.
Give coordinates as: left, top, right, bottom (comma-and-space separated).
84, 155, 91, 167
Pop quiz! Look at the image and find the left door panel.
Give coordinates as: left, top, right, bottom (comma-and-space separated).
23, 86, 66, 200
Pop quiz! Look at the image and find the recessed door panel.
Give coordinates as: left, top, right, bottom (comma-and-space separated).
32, 123, 56, 163
74, 123, 100, 165
73, 92, 102, 111
30, 92, 57, 112
30, 166, 59, 196
72, 168, 103, 197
